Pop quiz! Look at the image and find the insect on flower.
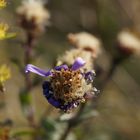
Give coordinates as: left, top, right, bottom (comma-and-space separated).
25, 57, 97, 112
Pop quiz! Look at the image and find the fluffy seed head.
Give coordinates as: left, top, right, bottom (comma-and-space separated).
57, 49, 94, 71
117, 30, 140, 56
17, 0, 50, 35
67, 32, 102, 58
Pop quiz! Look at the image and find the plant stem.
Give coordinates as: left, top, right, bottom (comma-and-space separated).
59, 124, 71, 140
24, 33, 35, 90
59, 54, 125, 140
59, 103, 86, 140
24, 32, 36, 127
99, 55, 125, 90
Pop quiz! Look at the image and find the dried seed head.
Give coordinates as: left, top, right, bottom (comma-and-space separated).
117, 30, 140, 56
67, 32, 102, 58
57, 49, 94, 71
17, 0, 50, 35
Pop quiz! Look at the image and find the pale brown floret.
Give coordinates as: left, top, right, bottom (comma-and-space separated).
57, 49, 94, 71
50, 68, 92, 103
16, 0, 50, 35
117, 30, 140, 56
67, 32, 102, 58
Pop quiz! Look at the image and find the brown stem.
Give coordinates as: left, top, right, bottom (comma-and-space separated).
24, 33, 35, 90
24, 33, 36, 127
98, 55, 125, 90
59, 103, 86, 140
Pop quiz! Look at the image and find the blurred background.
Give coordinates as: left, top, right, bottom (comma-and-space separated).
0, 0, 140, 140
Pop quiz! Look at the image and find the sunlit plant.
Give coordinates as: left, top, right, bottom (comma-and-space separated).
0, 0, 7, 9
0, 64, 11, 92
0, 23, 16, 40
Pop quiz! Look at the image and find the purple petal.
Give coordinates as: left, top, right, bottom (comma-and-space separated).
54, 65, 68, 71
85, 70, 96, 84
47, 97, 61, 108
60, 101, 80, 111
42, 81, 51, 98
71, 57, 86, 70
84, 92, 95, 99
25, 64, 52, 77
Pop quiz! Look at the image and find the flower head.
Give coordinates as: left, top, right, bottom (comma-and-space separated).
0, 23, 16, 40
25, 58, 96, 112
117, 30, 140, 56
0, 64, 10, 83
67, 32, 102, 58
0, 64, 11, 92
57, 49, 94, 71
0, 0, 7, 9
17, 0, 50, 36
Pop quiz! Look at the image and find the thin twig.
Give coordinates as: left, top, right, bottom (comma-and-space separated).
23, 33, 36, 127
59, 103, 86, 140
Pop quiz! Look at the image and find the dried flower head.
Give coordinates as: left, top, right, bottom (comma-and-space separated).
0, 23, 16, 40
0, 0, 7, 9
117, 30, 140, 56
25, 58, 97, 112
68, 32, 102, 58
57, 49, 94, 71
17, 0, 50, 36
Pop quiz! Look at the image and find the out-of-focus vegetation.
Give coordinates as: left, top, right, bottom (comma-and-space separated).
0, 0, 140, 140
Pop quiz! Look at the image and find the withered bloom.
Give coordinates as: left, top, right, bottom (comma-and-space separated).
67, 32, 102, 58
57, 49, 94, 71
117, 30, 140, 56
16, 0, 50, 36
25, 58, 96, 112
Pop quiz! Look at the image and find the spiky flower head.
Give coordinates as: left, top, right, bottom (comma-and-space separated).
25, 58, 97, 112
0, 23, 16, 40
0, 64, 11, 92
0, 64, 10, 83
0, 0, 7, 9
67, 32, 102, 58
57, 49, 94, 71
17, 0, 50, 36
117, 30, 140, 56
